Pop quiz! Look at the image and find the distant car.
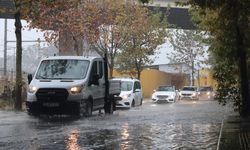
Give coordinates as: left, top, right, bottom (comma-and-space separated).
179, 86, 199, 100
113, 78, 143, 108
199, 86, 215, 100
152, 85, 177, 103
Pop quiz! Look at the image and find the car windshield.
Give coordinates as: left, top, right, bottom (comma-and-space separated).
157, 86, 174, 91
121, 81, 133, 91
35, 59, 89, 79
182, 87, 196, 91
200, 87, 213, 91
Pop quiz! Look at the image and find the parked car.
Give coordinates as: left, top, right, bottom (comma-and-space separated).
113, 78, 143, 108
179, 86, 199, 100
152, 85, 177, 103
199, 86, 215, 100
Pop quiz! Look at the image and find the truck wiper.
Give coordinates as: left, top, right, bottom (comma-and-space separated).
60, 79, 74, 82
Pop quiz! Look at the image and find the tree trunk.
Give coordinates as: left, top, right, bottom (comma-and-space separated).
236, 25, 250, 117
137, 70, 141, 80
191, 60, 195, 86
109, 67, 113, 79
14, 10, 22, 110
232, 0, 250, 117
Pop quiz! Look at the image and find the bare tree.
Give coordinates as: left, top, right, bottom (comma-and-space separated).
167, 29, 207, 86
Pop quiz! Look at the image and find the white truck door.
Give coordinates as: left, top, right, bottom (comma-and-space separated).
88, 60, 105, 108
134, 81, 142, 105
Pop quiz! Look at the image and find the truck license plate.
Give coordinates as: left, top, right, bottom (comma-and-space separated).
43, 103, 59, 107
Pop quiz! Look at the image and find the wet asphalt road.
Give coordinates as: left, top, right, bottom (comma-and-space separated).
0, 98, 235, 150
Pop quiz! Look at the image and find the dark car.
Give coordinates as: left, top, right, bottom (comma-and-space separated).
199, 86, 215, 100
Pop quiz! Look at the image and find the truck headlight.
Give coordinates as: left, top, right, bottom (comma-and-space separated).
70, 86, 82, 94
28, 85, 38, 93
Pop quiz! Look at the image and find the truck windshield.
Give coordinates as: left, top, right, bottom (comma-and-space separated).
35, 59, 89, 79
121, 81, 133, 91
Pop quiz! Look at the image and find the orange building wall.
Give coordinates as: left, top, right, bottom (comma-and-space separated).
113, 69, 172, 98
195, 69, 217, 89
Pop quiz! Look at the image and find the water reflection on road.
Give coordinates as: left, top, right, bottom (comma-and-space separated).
0, 100, 235, 150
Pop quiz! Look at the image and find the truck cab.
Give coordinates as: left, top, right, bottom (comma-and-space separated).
26, 56, 120, 117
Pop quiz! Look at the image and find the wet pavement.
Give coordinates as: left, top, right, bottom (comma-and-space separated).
0, 99, 236, 150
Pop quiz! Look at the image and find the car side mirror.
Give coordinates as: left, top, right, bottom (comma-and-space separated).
27, 74, 33, 85
135, 89, 141, 93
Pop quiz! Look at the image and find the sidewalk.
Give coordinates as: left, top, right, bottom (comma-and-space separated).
218, 115, 250, 150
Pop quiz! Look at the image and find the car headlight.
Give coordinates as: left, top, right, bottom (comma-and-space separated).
122, 94, 131, 99
170, 95, 174, 99
70, 86, 82, 94
192, 93, 197, 96
28, 85, 38, 93
207, 92, 211, 95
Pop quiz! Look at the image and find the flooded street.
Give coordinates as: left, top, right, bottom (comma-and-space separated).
0, 99, 235, 150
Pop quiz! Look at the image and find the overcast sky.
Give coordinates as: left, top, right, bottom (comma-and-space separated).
0, 19, 47, 57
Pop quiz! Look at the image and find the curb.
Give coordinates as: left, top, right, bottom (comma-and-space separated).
217, 119, 224, 150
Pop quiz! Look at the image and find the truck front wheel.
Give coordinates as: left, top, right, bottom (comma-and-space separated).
26, 102, 39, 116
85, 99, 92, 117
76, 99, 92, 117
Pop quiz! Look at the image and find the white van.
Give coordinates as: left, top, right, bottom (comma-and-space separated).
113, 78, 143, 108
26, 56, 120, 117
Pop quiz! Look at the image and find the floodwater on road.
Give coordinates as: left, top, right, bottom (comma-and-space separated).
0, 99, 235, 150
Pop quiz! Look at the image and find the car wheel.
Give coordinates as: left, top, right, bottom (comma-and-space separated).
132, 100, 135, 107
140, 99, 143, 105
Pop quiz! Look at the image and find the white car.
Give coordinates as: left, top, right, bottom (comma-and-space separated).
179, 86, 199, 100
152, 85, 177, 103
113, 78, 143, 108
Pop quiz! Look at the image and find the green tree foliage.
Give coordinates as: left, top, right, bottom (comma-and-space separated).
117, 10, 168, 79
188, 0, 250, 116
167, 29, 208, 86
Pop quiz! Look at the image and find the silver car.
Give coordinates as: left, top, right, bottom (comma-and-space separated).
179, 86, 199, 100
152, 85, 177, 103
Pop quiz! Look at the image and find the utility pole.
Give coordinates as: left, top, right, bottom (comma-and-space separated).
4, 19, 7, 76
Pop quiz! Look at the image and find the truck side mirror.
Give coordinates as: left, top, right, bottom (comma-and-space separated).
27, 74, 33, 85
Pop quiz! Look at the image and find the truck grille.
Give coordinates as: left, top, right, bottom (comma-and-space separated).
36, 88, 69, 102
